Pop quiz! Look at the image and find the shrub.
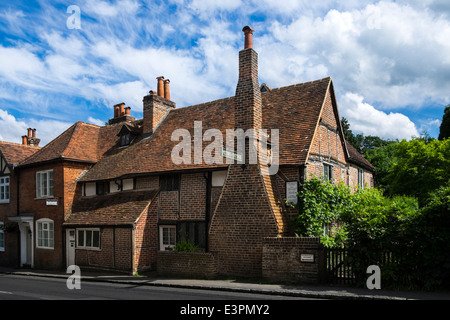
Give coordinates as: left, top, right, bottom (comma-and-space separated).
175, 238, 198, 252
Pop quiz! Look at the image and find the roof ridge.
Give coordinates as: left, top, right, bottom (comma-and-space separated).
0, 140, 41, 148
267, 77, 332, 92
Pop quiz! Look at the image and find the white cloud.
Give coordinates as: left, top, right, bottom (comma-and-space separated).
340, 93, 419, 140
0, 109, 28, 144
88, 117, 105, 126
0, 108, 72, 146
265, 1, 450, 109
82, 0, 140, 18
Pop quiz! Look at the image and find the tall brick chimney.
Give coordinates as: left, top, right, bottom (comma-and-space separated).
209, 26, 286, 278
143, 77, 175, 136
235, 26, 262, 132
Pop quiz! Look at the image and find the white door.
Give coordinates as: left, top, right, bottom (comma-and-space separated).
66, 229, 76, 267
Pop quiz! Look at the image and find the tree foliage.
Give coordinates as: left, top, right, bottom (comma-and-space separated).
386, 138, 450, 205
291, 178, 450, 289
439, 105, 450, 141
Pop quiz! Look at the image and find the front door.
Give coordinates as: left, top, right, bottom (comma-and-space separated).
66, 229, 76, 267
25, 226, 32, 267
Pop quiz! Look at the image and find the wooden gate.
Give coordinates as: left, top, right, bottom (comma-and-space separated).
324, 248, 356, 285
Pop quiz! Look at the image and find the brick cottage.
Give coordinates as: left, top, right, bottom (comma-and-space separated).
0, 27, 374, 278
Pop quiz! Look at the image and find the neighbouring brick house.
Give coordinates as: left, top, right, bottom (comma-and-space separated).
0, 26, 374, 276
0, 131, 41, 267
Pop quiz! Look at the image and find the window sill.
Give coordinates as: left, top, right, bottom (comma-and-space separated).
34, 196, 55, 200
76, 247, 101, 251
36, 246, 54, 250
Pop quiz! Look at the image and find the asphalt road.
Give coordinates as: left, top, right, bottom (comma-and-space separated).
0, 273, 310, 301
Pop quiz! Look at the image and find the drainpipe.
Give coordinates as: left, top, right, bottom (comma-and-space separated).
203, 172, 212, 252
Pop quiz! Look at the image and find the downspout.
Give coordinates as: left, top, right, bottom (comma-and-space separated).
203, 172, 212, 252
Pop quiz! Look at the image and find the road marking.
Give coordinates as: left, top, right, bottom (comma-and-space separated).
0, 290, 13, 295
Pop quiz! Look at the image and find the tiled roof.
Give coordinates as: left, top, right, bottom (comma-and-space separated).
64, 190, 158, 226
345, 141, 375, 171
0, 141, 41, 166
80, 77, 333, 182
19, 121, 126, 167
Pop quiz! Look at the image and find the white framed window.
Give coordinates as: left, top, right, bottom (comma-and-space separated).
36, 170, 54, 198
323, 163, 334, 183
0, 176, 10, 203
77, 229, 101, 250
358, 169, 365, 188
159, 225, 176, 251
0, 222, 5, 252
36, 219, 54, 249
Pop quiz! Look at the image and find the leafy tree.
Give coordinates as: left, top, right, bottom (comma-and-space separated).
364, 140, 399, 192
439, 105, 450, 141
341, 117, 364, 152
386, 138, 450, 205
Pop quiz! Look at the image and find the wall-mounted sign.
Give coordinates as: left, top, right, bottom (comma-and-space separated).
221, 148, 243, 162
301, 254, 315, 263
286, 181, 298, 205
46, 199, 58, 206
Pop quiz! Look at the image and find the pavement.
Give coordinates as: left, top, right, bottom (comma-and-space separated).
1, 266, 449, 300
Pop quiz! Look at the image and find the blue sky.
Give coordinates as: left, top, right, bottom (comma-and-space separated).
0, 0, 449, 146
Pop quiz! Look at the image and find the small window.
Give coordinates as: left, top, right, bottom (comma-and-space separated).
36, 219, 54, 249
159, 174, 180, 191
96, 181, 110, 195
120, 133, 131, 147
36, 170, 54, 198
358, 169, 365, 188
159, 225, 176, 251
77, 229, 101, 250
323, 164, 334, 183
0, 176, 10, 203
0, 222, 5, 252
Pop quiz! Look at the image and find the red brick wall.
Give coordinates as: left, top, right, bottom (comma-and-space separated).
19, 161, 90, 270
157, 251, 217, 278
134, 197, 158, 272
262, 237, 324, 284
0, 168, 19, 267
180, 173, 206, 220
75, 227, 133, 272
209, 164, 280, 277
19, 163, 64, 269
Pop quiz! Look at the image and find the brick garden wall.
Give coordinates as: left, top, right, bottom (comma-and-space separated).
157, 251, 218, 278
262, 237, 325, 284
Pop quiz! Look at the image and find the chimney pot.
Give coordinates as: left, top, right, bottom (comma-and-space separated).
125, 107, 131, 116
27, 128, 32, 138
32, 128, 36, 138
164, 79, 171, 100
22, 135, 28, 146
149, 90, 157, 95
157, 76, 165, 98
242, 26, 255, 49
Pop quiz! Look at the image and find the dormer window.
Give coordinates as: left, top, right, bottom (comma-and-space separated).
117, 124, 139, 147
120, 133, 131, 147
